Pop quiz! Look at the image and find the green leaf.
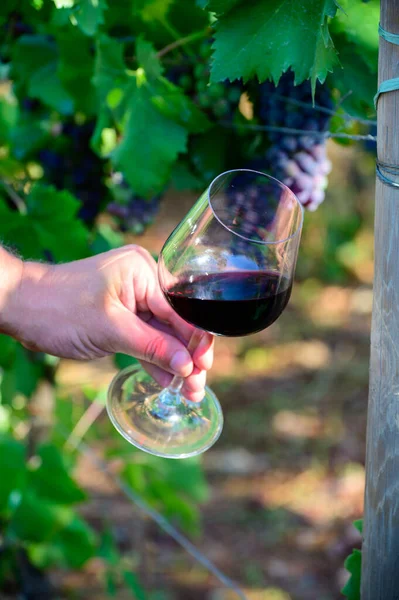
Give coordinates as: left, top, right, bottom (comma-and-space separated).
0, 335, 17, 369
0, 95, 18, 144
205, 0, 241, 12
210, 0, 339, 93
354, 519, 363, 534
136, 0, 174, 22
54, 514, 96, 568
112, 81, 187, 197
1, 345, 43, 401
10, 117, 49, 160
342, 548, 361, 600
93, 34, 128, 105
91, 223, 124, 255
56, 29, 97, 116
123, 570, 147, 600
114, 353, 140, 370
26, 184, 90, 261
9, 493, 70, 543
190, 127, 229, 182
329, 34, 376, 118
106, 570, 117, 596
28, 444, 87, 505
74, 0, 108, 36
12, 35, 73, 114
136, 36, 163, 80
150, 78, 210, 134
0, 436, 26, 513
170, 161, 204, 191
98, 528, 120, 567
330, 0, 378, 73
157, 457, 208, 503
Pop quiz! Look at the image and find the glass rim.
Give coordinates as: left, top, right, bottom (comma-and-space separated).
207, 168, 304, 246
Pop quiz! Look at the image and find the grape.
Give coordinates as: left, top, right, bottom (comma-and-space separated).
107, 173, 162, 234
255, 72, 333, 211
38, 119, 107, 226
165, 38, 243, 123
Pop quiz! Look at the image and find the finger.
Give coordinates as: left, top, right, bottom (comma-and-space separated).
144, 316, 214, 372
192, 332, 214, 371
111, 309, 194, 377
139, 361, 206, 403
139, 360, 173, 388
182, 368, 207, 393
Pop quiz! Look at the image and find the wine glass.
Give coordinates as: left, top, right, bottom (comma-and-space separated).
107, 169, 303, 459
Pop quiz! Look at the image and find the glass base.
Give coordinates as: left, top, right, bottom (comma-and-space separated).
107, 364, 223, 459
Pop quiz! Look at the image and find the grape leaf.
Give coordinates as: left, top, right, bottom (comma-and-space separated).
136, 36, 164, 80
11, 35, 73, 115
93, 34, 129, 108
354, 519, 363, 534
0, 96, 18, 144
136, 38, 210, 132
56, 29, 97, 116
123, 571, 146, 600
54, 514, 96, 568
205, 0, 241, 12
0, 336, 17, 370
342, 548, 361, 600
330, 34, 376, 118
0, 185, 90, 261
28, 444, 87, 505
330, 0, 378, 73
135, 0, 174, 22
27, 185, 90, 261
112, 80, 187, 197
0, 436, 26, 513
9, 493, 71, 543
210, 0, 339, 93
74, 0, 108, 36
1, 345, 43, 401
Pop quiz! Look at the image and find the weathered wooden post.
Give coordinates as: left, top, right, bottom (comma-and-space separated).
361, 1, 399, 598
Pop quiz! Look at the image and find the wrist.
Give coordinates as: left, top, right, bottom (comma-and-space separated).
0, 247, 24, 336
0, 252, 49, 340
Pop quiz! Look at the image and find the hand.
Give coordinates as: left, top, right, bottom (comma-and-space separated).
1, 245, 214, 402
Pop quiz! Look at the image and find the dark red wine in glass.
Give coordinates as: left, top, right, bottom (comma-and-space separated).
107, 169, 303, 459
165, 270, 292, 336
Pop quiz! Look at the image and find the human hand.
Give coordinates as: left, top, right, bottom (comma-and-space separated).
1, 245, 214, 402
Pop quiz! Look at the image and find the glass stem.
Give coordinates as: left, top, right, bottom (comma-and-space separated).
159, 330, 205, 401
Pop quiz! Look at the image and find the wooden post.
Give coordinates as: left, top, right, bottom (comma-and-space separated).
361, 2, 399, 598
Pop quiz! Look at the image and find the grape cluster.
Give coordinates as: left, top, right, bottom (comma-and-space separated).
106, 172, 162, 234
166, 40, 242, 122
258, 73, 333, 211
38, 120, 107, 225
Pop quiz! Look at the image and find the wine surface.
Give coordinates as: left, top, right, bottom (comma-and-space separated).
165, 270, 292, 336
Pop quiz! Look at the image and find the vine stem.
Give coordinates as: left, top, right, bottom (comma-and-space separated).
0, 181, 27, 214
157, 27, 211, 58
64, 400, 105, 451
271, 93, 377, 127
58, 426, 247, 600
220, 121, 377, 142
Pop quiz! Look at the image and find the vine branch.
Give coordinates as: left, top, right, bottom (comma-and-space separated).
157, 27, 211, 58
221, 122, 377, 142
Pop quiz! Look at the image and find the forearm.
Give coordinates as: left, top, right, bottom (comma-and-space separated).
0, 246, 24, 336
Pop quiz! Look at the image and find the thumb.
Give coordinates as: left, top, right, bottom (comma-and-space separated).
111, 310, 194, 377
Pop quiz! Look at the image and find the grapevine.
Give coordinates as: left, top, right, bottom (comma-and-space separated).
255, 73, 333, 211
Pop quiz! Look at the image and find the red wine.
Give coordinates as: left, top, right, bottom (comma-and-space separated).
165, 271, 292, 336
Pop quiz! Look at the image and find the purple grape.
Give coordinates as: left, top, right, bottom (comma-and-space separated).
255, 72, 333, 211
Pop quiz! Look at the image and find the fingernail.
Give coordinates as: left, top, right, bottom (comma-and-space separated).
170, 350, 192, 375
